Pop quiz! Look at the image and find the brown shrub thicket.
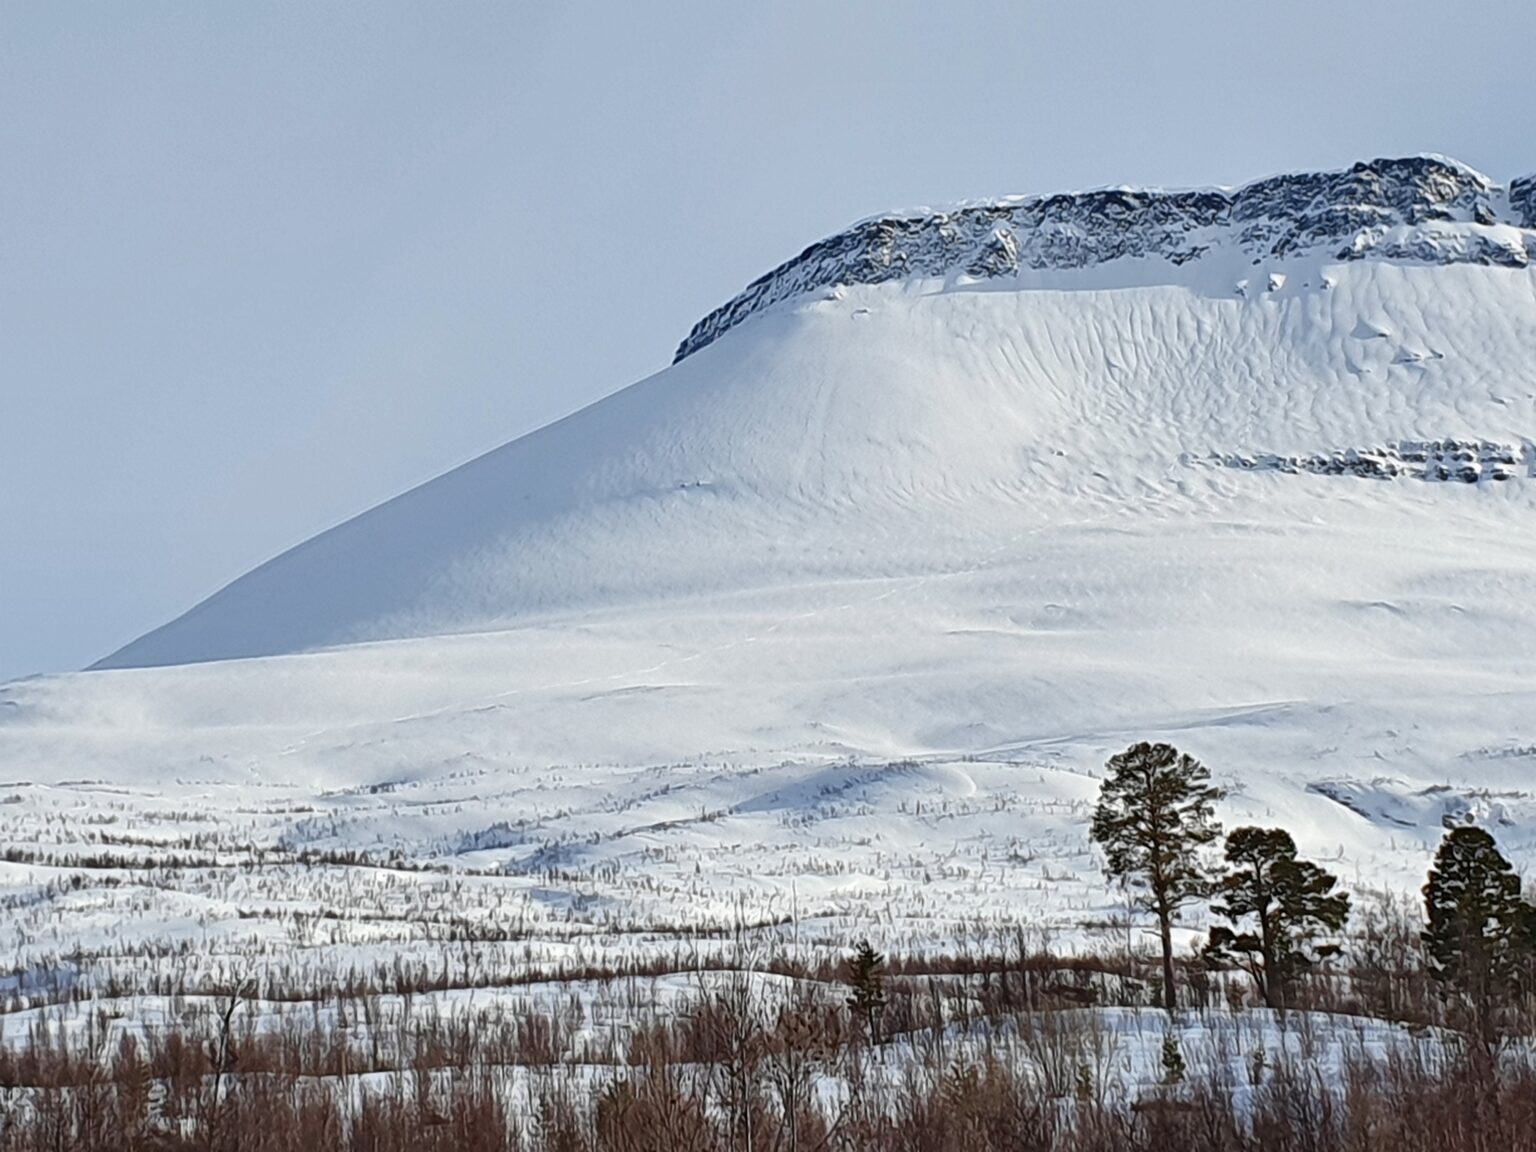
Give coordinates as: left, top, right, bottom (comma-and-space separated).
0, 921, 1533, 1152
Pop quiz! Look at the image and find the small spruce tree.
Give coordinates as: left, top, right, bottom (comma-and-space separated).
845, 939, 887, 1043
1204, 826, 1351, 1009
1159, 1031, 1186, 1085
1089, 741, 1225, 1012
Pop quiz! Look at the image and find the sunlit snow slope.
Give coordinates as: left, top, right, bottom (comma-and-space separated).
1, 158, 1534, 974
91, 155, 1536, 673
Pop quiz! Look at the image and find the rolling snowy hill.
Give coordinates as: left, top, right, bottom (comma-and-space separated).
2, 157, 1535, 996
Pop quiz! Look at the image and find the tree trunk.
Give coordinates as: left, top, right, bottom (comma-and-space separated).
1159, 910, 1176, 1013
1259, 908, 1280, 1011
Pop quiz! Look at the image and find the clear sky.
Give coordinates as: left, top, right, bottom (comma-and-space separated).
3, 1, 1532, 681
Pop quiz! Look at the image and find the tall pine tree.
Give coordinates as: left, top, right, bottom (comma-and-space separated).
1423, 825, 1526, 1034
1204, 826, 1350, 1009
1089, 741, 1224, 1012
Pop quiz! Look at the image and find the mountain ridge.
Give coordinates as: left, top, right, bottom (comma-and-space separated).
675, 156, 1536, 362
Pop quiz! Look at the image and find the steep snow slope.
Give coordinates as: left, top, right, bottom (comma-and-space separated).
1, 159, 1535, 988
92, 156, 1536, 672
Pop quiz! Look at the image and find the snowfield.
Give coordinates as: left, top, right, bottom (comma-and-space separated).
2, 158, 1535, 1006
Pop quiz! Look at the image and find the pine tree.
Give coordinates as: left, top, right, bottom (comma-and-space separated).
1204, 826, 1351, 1009
845, 939, 887, 1043
1089, 741, 1224, 1012
1423, 825, 1526, 1033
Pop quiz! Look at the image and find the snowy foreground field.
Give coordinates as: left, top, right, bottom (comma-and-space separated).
3, 163, 1536, 1046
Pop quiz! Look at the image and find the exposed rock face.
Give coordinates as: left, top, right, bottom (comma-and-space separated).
1512, 175, 1536, 230
1212, 439, 1533, 484
676, 157, 1536, 363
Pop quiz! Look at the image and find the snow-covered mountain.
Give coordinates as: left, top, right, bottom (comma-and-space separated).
2, 157, 1535, 982
92, 155, 1536, 673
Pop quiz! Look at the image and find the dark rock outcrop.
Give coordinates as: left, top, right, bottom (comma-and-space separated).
676, 157, 1536, 363
1214, 439, 1532, 484
1511, 174, 1536, 230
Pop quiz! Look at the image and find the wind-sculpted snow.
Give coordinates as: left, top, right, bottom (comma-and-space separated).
676, 157, 1534, 361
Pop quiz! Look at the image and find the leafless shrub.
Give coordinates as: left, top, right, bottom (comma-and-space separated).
1, 939, 1534, 1152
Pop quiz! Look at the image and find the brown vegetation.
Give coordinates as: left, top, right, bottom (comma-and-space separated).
0, 906, 1532, 1152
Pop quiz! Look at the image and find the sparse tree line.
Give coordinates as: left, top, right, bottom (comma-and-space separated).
1088, 741, 1536, 1035
2, 740, 1536, 1149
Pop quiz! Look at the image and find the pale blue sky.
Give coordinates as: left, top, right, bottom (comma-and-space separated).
3, 1, 1532, 680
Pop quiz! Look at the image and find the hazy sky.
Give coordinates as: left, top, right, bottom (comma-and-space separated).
4, 1, 1533, 681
